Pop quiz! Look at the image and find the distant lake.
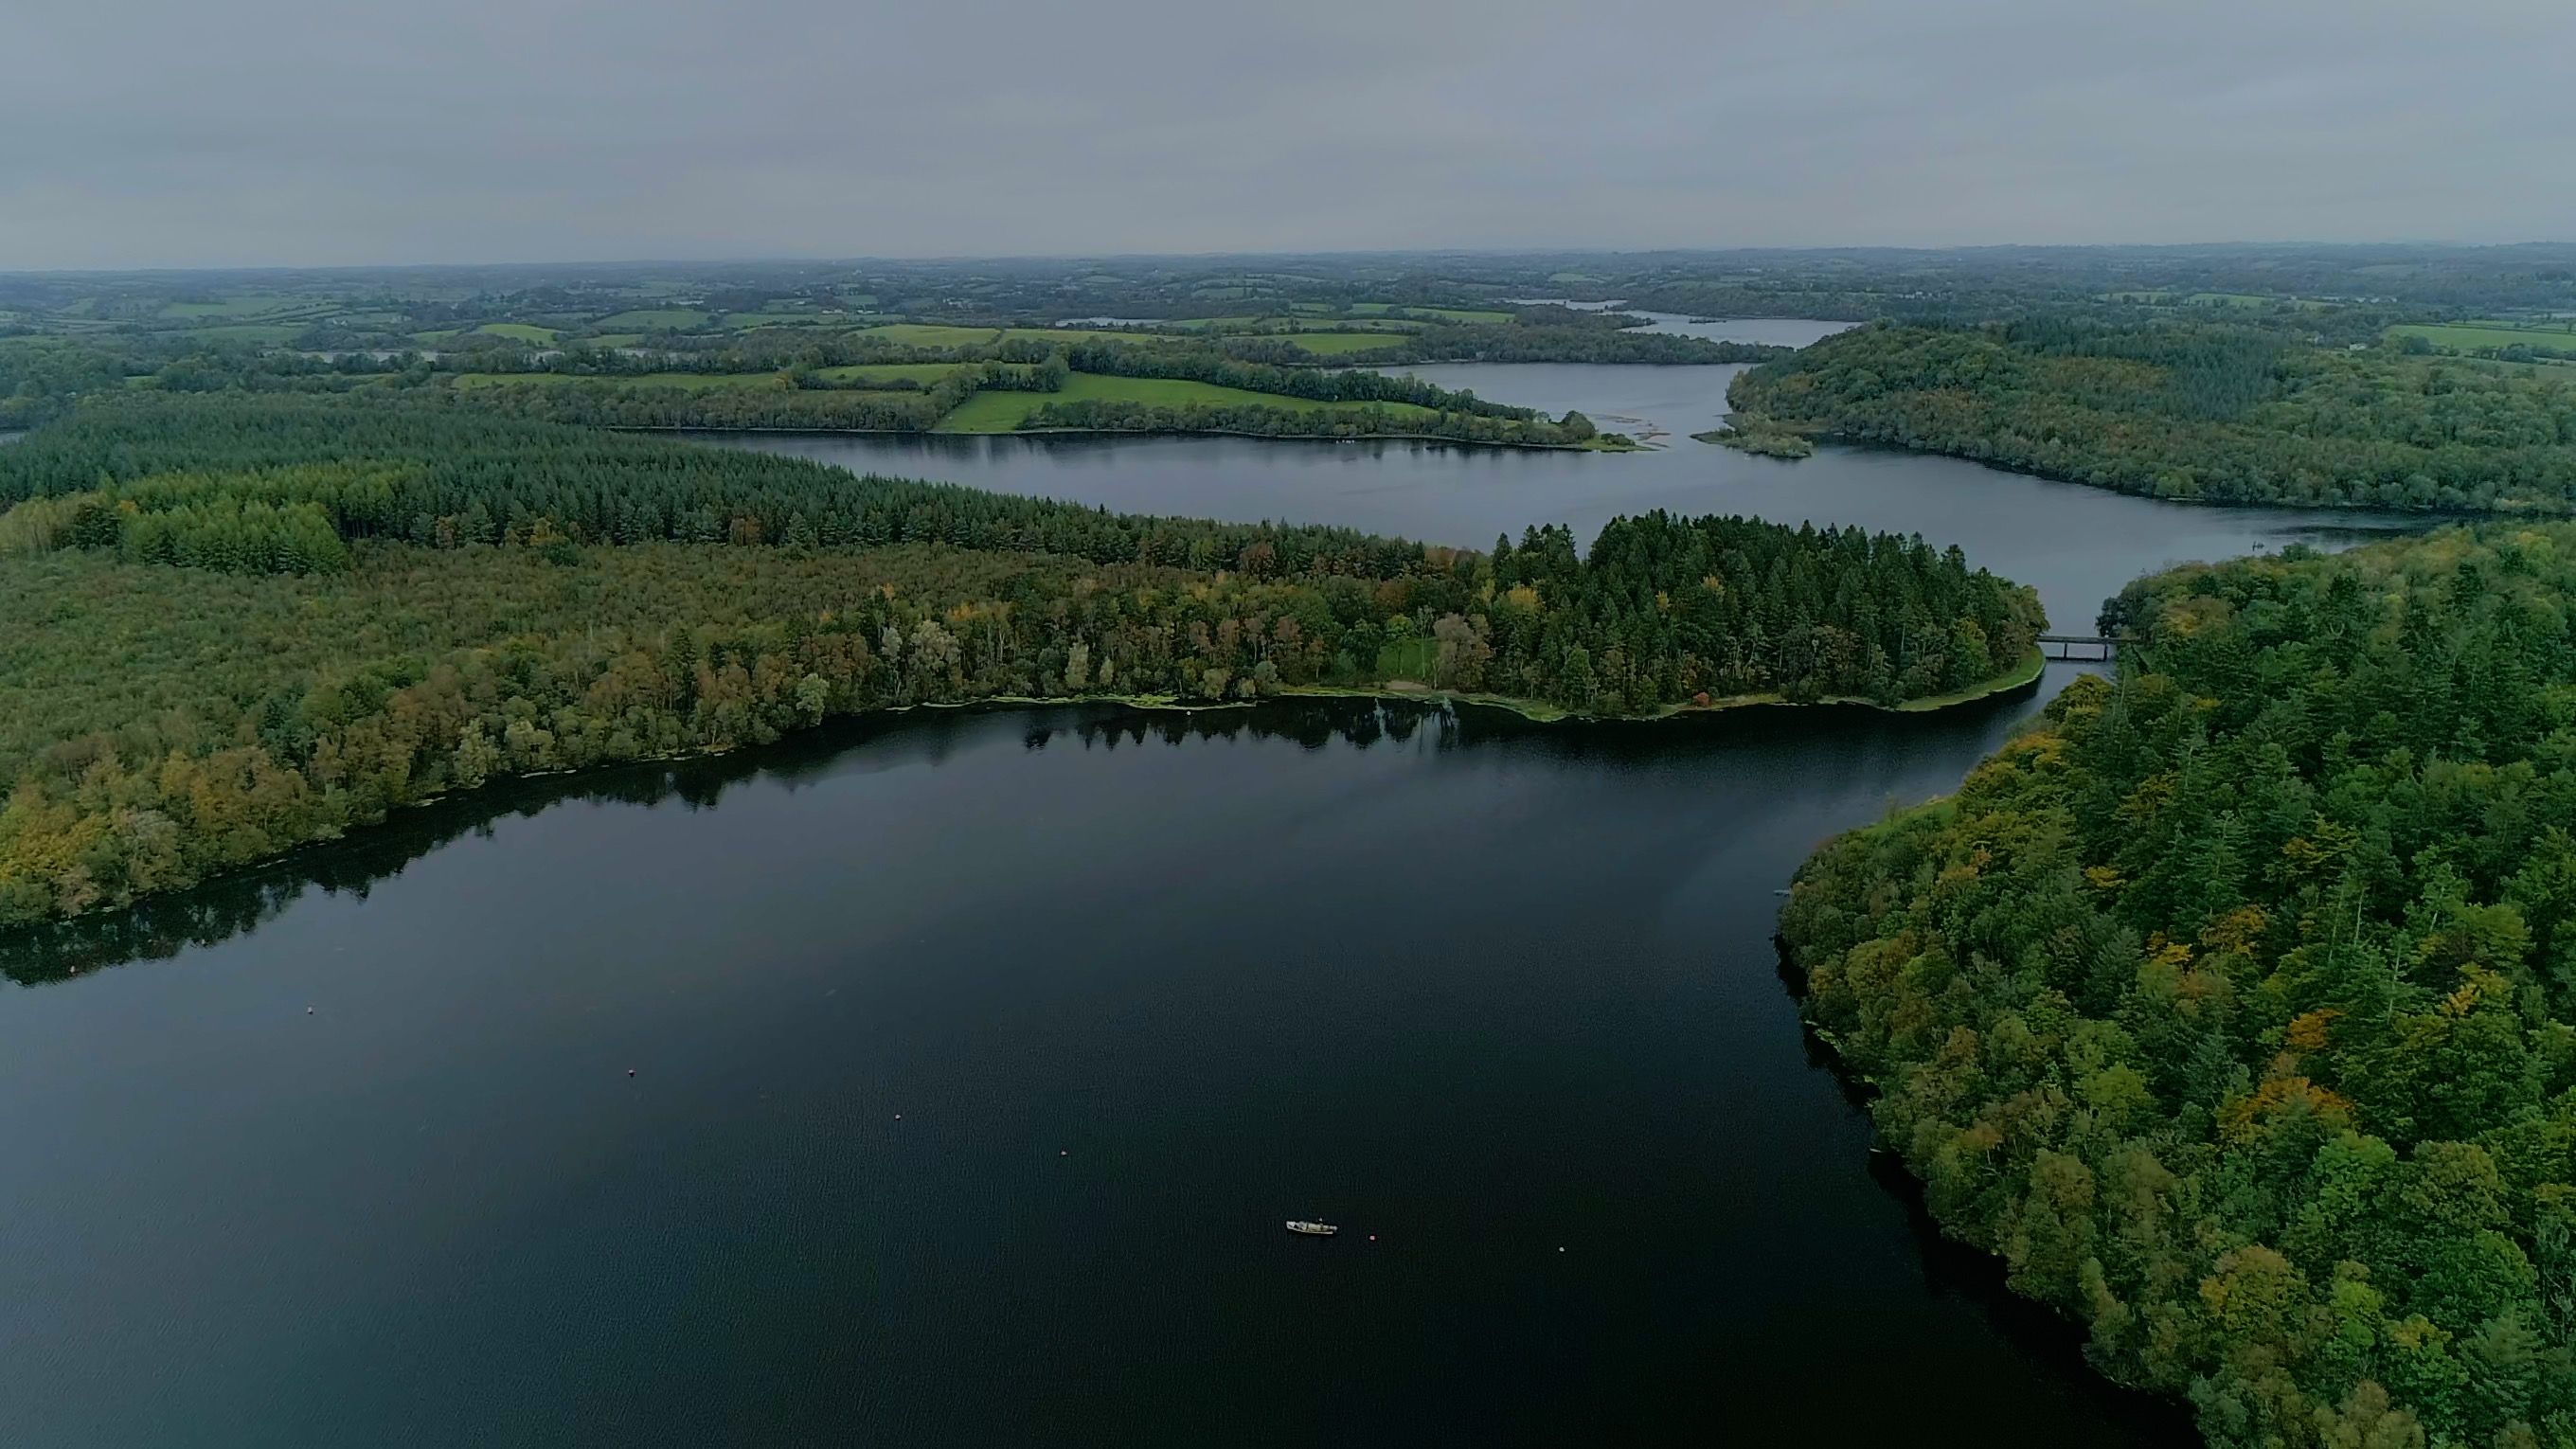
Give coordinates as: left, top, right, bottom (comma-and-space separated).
701, 364, 2406, 636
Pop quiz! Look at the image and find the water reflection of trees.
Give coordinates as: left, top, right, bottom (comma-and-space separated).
2, 688, 2031, 986
0, 699, 1450, 985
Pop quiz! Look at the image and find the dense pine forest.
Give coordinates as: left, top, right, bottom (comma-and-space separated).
1781, 527, 2576, 1449
1727, 321, 2576, 512
0, 395, 2038, 926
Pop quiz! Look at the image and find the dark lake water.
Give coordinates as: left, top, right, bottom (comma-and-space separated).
4, 702, 2197, 1448
3, 355, 2427, 1446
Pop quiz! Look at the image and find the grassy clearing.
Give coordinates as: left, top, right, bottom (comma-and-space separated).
174, 324, 312, 344
1888, 647, 2047, 711
1279, 332, 1414, 356
449, 372, 791, 390
476, 323, 559, 343
160, 298, 313, 319
936, 372, 1437, 433
1373, 635, 1439, 681
723, 313, 839, 330
592, 309, 709, 331
1296, 646, 2043, 724
855, 323, 1002, 348
997, 327, 1172, 347
814, 363, 969, 384
1391, 306, 1512, 324
2389, 321, 2576, 353
1344, 304, 1511, 323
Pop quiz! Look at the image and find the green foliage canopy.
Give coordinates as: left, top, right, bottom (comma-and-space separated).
1782, 526, 2576, 1448
1730, 322, 2576, 512
0, 397, 2034, 925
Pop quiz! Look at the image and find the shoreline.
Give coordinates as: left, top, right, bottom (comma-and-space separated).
628, 424, 1637, 453
1275, 645, 2048, 723
0, 651, 2050, 938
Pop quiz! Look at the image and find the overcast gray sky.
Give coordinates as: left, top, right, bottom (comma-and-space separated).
7, 0, 2570, 269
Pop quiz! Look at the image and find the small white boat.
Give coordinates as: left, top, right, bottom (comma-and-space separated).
1285, 1220, 1339, 1236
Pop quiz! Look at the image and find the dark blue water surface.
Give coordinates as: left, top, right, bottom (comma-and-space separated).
3, 358, 2425, 1446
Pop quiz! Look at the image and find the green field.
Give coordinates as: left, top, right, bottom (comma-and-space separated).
855, 323, 1005, 347
995, 327, 1175, 346
1374, 635, 1439, 681
2388, 320, 2576, 353
591, 309, 710, 331
814, 363, 970, 384
1279, 331, 1414, 356
476, 323, 559, 343
1344, 303, 1512, 323
936, 372, 1436, 433
723, 312, 838, 330
158, 297, 318, 319
450, 371, 788, 390
1390, 306, 1512, 324
175, 324, 313, 344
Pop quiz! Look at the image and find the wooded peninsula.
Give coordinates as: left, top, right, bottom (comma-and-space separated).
1724, 320, 2576, 511
0, 394, 2041, 925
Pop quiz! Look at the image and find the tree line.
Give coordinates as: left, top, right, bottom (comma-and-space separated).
0, 394, 1449, 576
1014, 398, 1607, 448
0, 396, 2036, 924
1782, 526, 2576, 1449
1726, 320, 2576, 511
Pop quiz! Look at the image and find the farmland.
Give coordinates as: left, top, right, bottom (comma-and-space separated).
450, 372, 790, 390
590, 309, 711, 331
450, 364, 974, 391
2388, 319, 2576, 355
1275, 331, 1415, 356
935, 372, 1436, 433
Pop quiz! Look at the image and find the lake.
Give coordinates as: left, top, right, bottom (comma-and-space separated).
2, 355, 2425, 1446
3, 701, 2202, 1448
699, 360, 2405, 636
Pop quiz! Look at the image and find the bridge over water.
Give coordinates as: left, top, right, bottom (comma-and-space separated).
2036, 635, 2126, 662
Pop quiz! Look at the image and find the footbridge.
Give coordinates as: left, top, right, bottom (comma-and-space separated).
2036, 635, 2127, 662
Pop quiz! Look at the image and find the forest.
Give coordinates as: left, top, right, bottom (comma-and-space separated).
0, 394, 2040, 926
1726, 321, 2576, 512
1781, 527, 2576, 1449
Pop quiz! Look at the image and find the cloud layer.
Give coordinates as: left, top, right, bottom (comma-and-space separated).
7, 0, 2570, 268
